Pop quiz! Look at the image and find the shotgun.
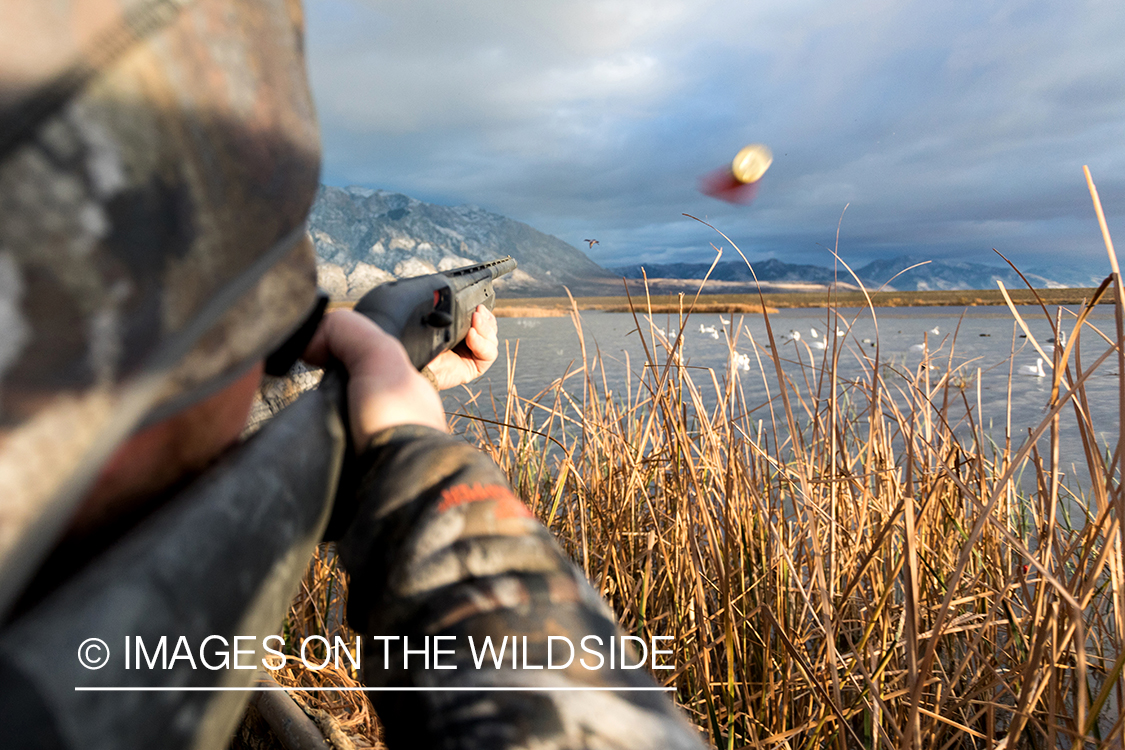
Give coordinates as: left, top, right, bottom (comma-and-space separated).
354, 256, 517, 369
264, 256, 518, 377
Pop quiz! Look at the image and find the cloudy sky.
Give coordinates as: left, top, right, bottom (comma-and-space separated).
305, 0, 1124, 277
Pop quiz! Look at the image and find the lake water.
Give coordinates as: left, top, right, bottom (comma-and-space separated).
446, 304, 1121, 483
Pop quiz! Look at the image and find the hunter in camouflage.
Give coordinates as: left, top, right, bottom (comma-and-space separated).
0, 0, 321, 616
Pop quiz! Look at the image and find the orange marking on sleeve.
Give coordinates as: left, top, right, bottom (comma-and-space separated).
437, 483, 532, 519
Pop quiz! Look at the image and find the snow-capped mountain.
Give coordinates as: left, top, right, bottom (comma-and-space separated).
308, 186, 614, 299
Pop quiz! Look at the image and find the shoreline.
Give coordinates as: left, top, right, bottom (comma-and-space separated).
496, 286, 1106, 314
494, 300, 778, 317
329, 287, 1107, 317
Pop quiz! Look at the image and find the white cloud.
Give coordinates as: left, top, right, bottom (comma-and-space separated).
307, 0, 698, 134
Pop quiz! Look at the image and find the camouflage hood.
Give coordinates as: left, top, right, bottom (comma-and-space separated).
0, 0, 321, 616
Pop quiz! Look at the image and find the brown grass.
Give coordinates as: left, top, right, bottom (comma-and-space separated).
271, 546, 384, 748
599, 302, 774, 314
447, 177, 1125, 748
497, 286, 1107, 312
492, 305, 570, 317
495, 296, 776, 314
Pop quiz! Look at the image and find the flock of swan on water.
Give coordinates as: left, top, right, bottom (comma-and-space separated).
647, 319, 1052, 378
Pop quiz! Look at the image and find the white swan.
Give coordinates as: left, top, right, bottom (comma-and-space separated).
1019, 358, 1046, 377
910, 343, 927, 353
719, 316, 730, 326
730, 352, 751, 371
811, 339, 827, 350
929, 326, 940, 335
809, 327, 820, 338
787, 329, 801, 341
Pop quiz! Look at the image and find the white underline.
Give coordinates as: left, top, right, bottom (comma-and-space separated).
75, 686, 675, 692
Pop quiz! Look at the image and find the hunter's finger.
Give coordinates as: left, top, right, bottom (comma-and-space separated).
474, 305, 498, 338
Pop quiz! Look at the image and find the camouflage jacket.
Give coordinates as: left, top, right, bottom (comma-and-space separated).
337, 424, 709, 749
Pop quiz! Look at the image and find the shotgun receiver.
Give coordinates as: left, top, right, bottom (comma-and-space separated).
353, 256, 517, 369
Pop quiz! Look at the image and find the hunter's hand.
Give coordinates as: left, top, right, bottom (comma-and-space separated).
425, 305, 499, 389
303, 310, 448, 445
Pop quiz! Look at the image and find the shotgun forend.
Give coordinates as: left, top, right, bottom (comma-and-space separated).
352, 256, 518, 370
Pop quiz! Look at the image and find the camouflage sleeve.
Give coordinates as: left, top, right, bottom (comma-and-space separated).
336, 425, 709, 750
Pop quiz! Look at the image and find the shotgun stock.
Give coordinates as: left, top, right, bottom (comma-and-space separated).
0, 258, 519, 749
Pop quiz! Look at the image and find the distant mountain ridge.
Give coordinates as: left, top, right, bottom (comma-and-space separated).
612, 257, 1103, 292
308, 186, 614, 298
308, 186, 1100, 298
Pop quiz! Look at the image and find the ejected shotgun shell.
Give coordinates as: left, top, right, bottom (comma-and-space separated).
700, 143, 773, 204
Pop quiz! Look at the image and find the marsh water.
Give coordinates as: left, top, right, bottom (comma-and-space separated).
446, 304, 1120, 487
